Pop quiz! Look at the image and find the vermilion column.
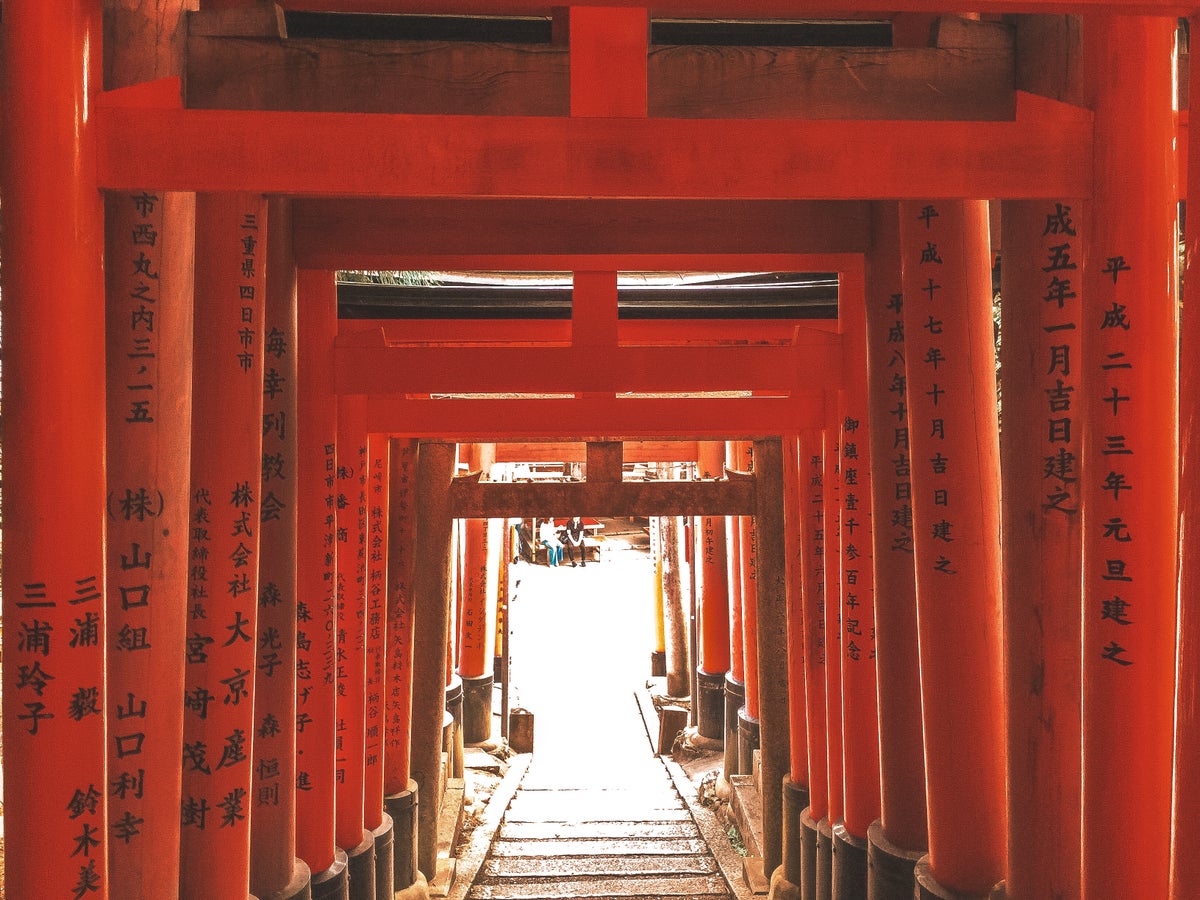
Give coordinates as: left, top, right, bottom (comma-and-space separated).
1173, 15, 1200, 898
835, 266, 880, 897
250, 198, 310, 899
296, 270, 345, 894
1, 5, 107, 897
899, 199, 1005, 895
385, 439, 421, 892
819, 428, 843, 896
459, 447, 496, 744
737, 442, 762, 772
104, 186, 193, 897
366, 433, 393, 898
336, 394, 374, 893
697, 441, 731, 740
863, 202, 927, 896
724, 440, 747, 780
180, 193, 267, 899
651, 515, 668, 676
1081, 18, 1178, 898
1000, 198, 1084, 900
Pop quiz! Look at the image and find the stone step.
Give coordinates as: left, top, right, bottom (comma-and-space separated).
482, 853, 718, 878
496, 821, 701, 841
502, 805, 693, 823
505, 791, 686, 815
491, 837, 708, 857
466, 874, 731, 899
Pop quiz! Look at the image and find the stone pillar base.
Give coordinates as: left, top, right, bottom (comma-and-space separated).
737, 707, 760, 776
832, 822, 868, 899
385, 781, 419, 892
799, 808, 819, 900
651, 649, 667, 677
372, 814, 394, 900
914, 856, 1004, 899
723, 675, 745, 779
867, 819, 923, 900
346, 829, 375, 900
781, 779, 809, 887
462, 673, 493, 744
815, 817, 834, 900
768, 864, 803, 900
311, 849, 349, 900
696, 668, 726, 740
259, 859, 312, 900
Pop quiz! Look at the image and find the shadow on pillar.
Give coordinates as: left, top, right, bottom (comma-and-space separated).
697, 668, 726, 740
914, 856, 1004, 899
311, 849, 349, 900
259, 860, 313, 900
723, 675, 746, 780
815, 818, 834, 900
737, 708, 760, 775
832, 823, 868, 899
462, 673, 493, 743
867, 819, 924, 900
385, 782, 419, 892
373, 814, 394, 900
346, 829, 376, 900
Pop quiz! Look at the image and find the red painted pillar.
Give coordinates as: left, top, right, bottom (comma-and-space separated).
250, 198, 310, 898
899, 199, 1005, 895
1173, 16, 1200, 899
336, 393, 373, 889
737, 442, 762, 771
384, 439, 421, 892
458, 445, 496, 744
1, 4, 107, 897
296, 270, 345, 892
1081, 17, 1178, 898
365, 432, 391, 895
180, 193, 267, 899
820, 427, 844, 893
697, 441, 732, 741
834, 265, 880, 895
724, 442, 747, 781
863, 202, 928, 889
1000, 198, 1084, 900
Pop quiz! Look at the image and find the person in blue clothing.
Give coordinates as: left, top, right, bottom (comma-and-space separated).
538, 517, 564, 566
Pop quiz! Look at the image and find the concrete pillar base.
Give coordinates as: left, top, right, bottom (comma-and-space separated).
866, 819, 923, 900
914, 856, 1003, 899
737, 707, 760, 776
815, 817, 834, 900
445, 675, 463, 730
311, 849, 350, 900
832, 822, 868, 899
651, 649, 667, 677
442, 709, 463, 780
462, 673, 493, 744
372, 814, 394, 900
394, 870, 430, 900
799, 808, 820, 900
346, 829, 375, 900
723, 675, 745, 779
385, 781, 419, 892
259, 859, 313, 900
768, 864, 803, 900
781, 779, 809, 887
696, 668, 727, 740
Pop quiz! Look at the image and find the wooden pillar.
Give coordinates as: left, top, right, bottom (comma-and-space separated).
651, 515, 668, 675
1000, 198, 1084, 899
411, 442, 457, 881
728, 440, 747, 689
180, 193, 267, 899
898, 199, 1005, 895
365, 432, 390, 829
864, 202, 928, 889
1173, 15, 1200, 898
754, 438, 790, 878
250, 198, 310, 898
1081, 17, 1178, 898
698, 441, 731, 740
458, 445, 496, 743
739, 442, 761, 720
295, 270, 345, 890
664, 513, 691, 697
0, 4, 108, 897
822, 429, 844, 831
781, 435, 810, 890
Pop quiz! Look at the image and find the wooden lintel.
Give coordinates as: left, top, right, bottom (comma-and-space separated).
494, 440, 700, 463
449, 475, 756, 517
586, 442, 624, 482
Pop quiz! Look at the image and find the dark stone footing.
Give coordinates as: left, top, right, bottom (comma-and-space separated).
815, 817, 834, 900
651, 649, 667, 677
723, 675, 745, 779
696, 668, 726, 741
914, 855, 1003, 899
800, 809, 819, 900
782, 779, 809, 887
258, 859, 313, 900
372, 814, 394, 900
867, 819, 923, 900
737, 707, 760, 775
832, 822, 868, 899
462, 673, 493, 743
385, 781, 419, 892
310, 849, 350, 900
346, 829, 375, 900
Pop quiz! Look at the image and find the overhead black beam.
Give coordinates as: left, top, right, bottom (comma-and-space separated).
448, 475, 756, 517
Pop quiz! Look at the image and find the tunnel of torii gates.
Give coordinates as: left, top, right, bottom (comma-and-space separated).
14, 2, 1200, 900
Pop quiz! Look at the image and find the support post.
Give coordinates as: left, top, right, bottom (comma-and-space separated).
459, 447, 496, 743
1082, 16, 1178, 898
411, 442, 458, 881
737, 442, 762, 772
822, 430, 844, 838
366, 433, 392, 897
698, 442, 732, 740
898, 199, 1005, 896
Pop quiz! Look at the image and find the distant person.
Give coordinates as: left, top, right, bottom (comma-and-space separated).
515, 519, 534, 564
538, 517, 563, 567
563, 516, 587, 568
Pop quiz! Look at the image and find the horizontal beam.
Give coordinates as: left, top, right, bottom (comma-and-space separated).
294, 199, 870, 267
365, 396, 825, 440
335, 342, 840, 394
96, 94, 1092, 199
493, 440, 701, 463
449, 475, 757, 517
